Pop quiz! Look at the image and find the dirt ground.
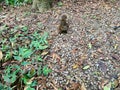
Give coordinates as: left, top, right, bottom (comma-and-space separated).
0, 0, 120, 90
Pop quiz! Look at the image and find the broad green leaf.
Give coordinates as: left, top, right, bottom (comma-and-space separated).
22, 49, 33, 58
30, 80, 37, 87
14, 56, 22, 61
21, 61, 30, 66
43, 66, 52, 76
22, 75, 30, 85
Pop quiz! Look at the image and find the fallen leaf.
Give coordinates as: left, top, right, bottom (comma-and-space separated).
52, 53, 61, 60
71, 82, 81, 90
81, 83, 86, 90
83, 65, 90, 70
111, 54, 120, 61
110, 77, 119, 89
80, 54, 87, 60
101, 79, 109, 89
71, 48, 78, 54
88, 43, 92, 49
41, 51, 49, 56
73, 63, 79, 69
97, 48, 103, 54
103, 85, 111, 90
102, 76, 119, 90
0, 50, 3, 60
114, 44, 118, 49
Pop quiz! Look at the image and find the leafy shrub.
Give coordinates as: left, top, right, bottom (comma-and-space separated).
5, 0, 32, 6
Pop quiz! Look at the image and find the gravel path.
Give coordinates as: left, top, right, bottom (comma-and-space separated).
46, 1, 120, 90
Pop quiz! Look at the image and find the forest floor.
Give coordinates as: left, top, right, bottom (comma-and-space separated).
0, 0, 120, 90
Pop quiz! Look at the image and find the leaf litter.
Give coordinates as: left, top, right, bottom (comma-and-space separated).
0, 0, 120, 90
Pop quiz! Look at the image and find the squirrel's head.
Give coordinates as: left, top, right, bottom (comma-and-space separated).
62, 15, 67, 20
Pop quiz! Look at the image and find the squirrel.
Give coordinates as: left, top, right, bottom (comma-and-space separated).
58, 15, 69, 34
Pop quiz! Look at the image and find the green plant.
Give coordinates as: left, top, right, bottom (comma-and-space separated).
0, 83, 12, 90
21, 26, 28, 32
5, 0, 31, 6
43, 65, 52, 76
22, 68, 37, 90
3, 64, 21, 84
37, 65, 52, 76
4, 51, 12, 61
30, 32, 49, 50
13, 47, 33, 61
0, 22, 51, 90
57, 1, 63, 7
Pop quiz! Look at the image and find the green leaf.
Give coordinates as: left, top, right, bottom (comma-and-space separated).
22, 26, 28, 32
39, 45, 48, 50
57, 1, 63, 6
22, 49, 33, 58
35, 55, 42, 62
22, 75, 30, 85
26, 86, 35, 90
88, 43, 92, 49
27, 68, 36, 78
83, 65, 90, 70
14, 56, 22, 61
30, 80, 37, 87
3, 74, 17, 83
37, 66, 42, 76
103, 86, 110, 90
21, 61, 30, 66
43, 66, 52, 76
13, 47, 33, 61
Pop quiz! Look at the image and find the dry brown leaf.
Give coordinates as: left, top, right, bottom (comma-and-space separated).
81, 83, 86, 90
0, 50, 3, 60
71, 48, 78, 54
80, 54, 87, 60
111, 54, 120, 61
52, 53, 61, 60
50, 83, 58, 90
97, 48, 103, 54
101, 79, 109, 89
70, 82, 81, 90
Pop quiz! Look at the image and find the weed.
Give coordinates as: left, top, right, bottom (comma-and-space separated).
0, 23, 51, 89
43, 65, 52, 76
13, 47, 33, 61
5, 0, 31, 6
57, 1, 63, 7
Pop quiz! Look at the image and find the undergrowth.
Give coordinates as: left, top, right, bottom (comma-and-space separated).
0, 25, 52, 90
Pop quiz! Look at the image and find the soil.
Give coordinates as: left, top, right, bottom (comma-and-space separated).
0, 0, 120, 90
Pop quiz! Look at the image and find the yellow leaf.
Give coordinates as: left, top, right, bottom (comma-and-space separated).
114, 44, 118, 49
73, 64, 79, 69
41, 51, 49, 56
